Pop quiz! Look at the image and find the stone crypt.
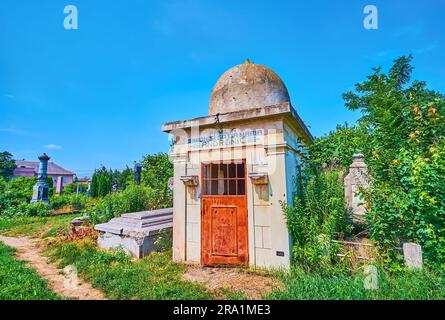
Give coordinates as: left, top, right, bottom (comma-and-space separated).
162, 60, 313, 269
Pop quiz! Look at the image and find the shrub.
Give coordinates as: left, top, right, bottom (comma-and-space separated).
1, 202, 52, 218
87, 185, 151, 224
50, 194, 87, 211
343, 56, 445, 269
283, 170, 351, 269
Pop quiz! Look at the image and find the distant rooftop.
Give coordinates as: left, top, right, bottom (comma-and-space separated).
15, 160, 74, 175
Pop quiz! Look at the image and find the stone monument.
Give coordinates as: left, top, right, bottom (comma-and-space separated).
344, 154, 369, 222
403, 243, 423, 269
134, 163, 142, 185
31, 153, 50, 203
94, 208, 173, 258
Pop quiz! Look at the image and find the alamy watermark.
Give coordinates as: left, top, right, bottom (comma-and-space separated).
64, 5, 78, 30
363, 5, 378, 30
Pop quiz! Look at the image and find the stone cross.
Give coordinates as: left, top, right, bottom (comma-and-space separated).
344, 154, 369, 222
403, 243, 423, 270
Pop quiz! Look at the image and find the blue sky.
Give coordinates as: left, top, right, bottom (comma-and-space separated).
1, 0, 444, 177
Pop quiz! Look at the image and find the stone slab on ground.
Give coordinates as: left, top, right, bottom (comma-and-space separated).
94, 208, 173, 258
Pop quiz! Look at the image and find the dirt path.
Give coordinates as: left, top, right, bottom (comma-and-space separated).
183, 265, 282, 299
0, 235, 106, 300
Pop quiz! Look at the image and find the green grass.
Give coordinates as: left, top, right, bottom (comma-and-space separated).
0, 242, 60, 300
0, 214, 77, 237
266, 266, 445, 300
47, 239, 212, 300
2, 215, 444, 300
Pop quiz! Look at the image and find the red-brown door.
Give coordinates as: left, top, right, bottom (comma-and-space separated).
201, 161, 248, 266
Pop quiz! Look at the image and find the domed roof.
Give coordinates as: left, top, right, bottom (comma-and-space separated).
209, 60, 291, 115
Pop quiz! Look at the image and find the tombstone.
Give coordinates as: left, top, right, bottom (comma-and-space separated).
134, 163, 142, 185
344, 154, 369, 222
31, 153, 50, 203
363, 265, 378, 289
403, 243, 423, 269
112, 179, 118, 192
94, 208, 173, 258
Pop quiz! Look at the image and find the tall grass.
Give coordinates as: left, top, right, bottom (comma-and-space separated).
266, 266, 445, 300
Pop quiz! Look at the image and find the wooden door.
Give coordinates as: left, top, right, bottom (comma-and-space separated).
201, 161, 248, 266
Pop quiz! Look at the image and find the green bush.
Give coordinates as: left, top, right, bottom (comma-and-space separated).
283, 170, 351, 269
309, 56, 445, 270
342, 56, 445, 269
61, 182, 88, 195
1, 202, 52, 218
0, 177, 35, 213
141, 152, 173, 209
50, 194, 87, 211
87, 185, 151, 224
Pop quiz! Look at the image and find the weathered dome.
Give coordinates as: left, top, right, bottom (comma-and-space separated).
209, 60, 290, 115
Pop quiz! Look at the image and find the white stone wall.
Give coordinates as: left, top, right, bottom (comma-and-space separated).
170, 118, 307, 269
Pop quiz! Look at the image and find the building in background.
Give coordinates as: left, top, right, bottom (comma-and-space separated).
13, 159, 75, 194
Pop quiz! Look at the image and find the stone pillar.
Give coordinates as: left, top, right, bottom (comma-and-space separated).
134, 163, 142, 185
171, 152, 187, 262
344, 154, 369, 222
31, 153, 50, 203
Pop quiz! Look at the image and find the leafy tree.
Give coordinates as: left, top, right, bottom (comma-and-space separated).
309, 124, 366, 171
140, 152, 173, 209
324, 55, 445, 269
112, 166, 133, 191
90, 166, 113, 198
0, 151, 16, 181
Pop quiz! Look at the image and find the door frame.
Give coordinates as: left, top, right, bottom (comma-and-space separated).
200, 160, 249, 266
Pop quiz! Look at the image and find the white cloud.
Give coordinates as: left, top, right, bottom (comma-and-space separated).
44, 144, 62, 150
0, 128, 32, 136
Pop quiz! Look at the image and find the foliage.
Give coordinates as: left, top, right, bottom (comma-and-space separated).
283, 170, 351, 269
0, 243, 60, 300
341, 55, 445, 269
50, 194, 87, 211
1, 202, 52, 218
141, 152, 173, 209
0, 151, 16, 181
90, 166, 113, 198
87, 185, 152, 224
90, 166, 134, 198
61, 182, 88, 195
155, 228, 173, 253
114, 166, 133, 191
0, 177, 35, 213
0, 176, 55, 218
47, 239, 211, 300
309, 124, 366, 171
266, 266, 445, 300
